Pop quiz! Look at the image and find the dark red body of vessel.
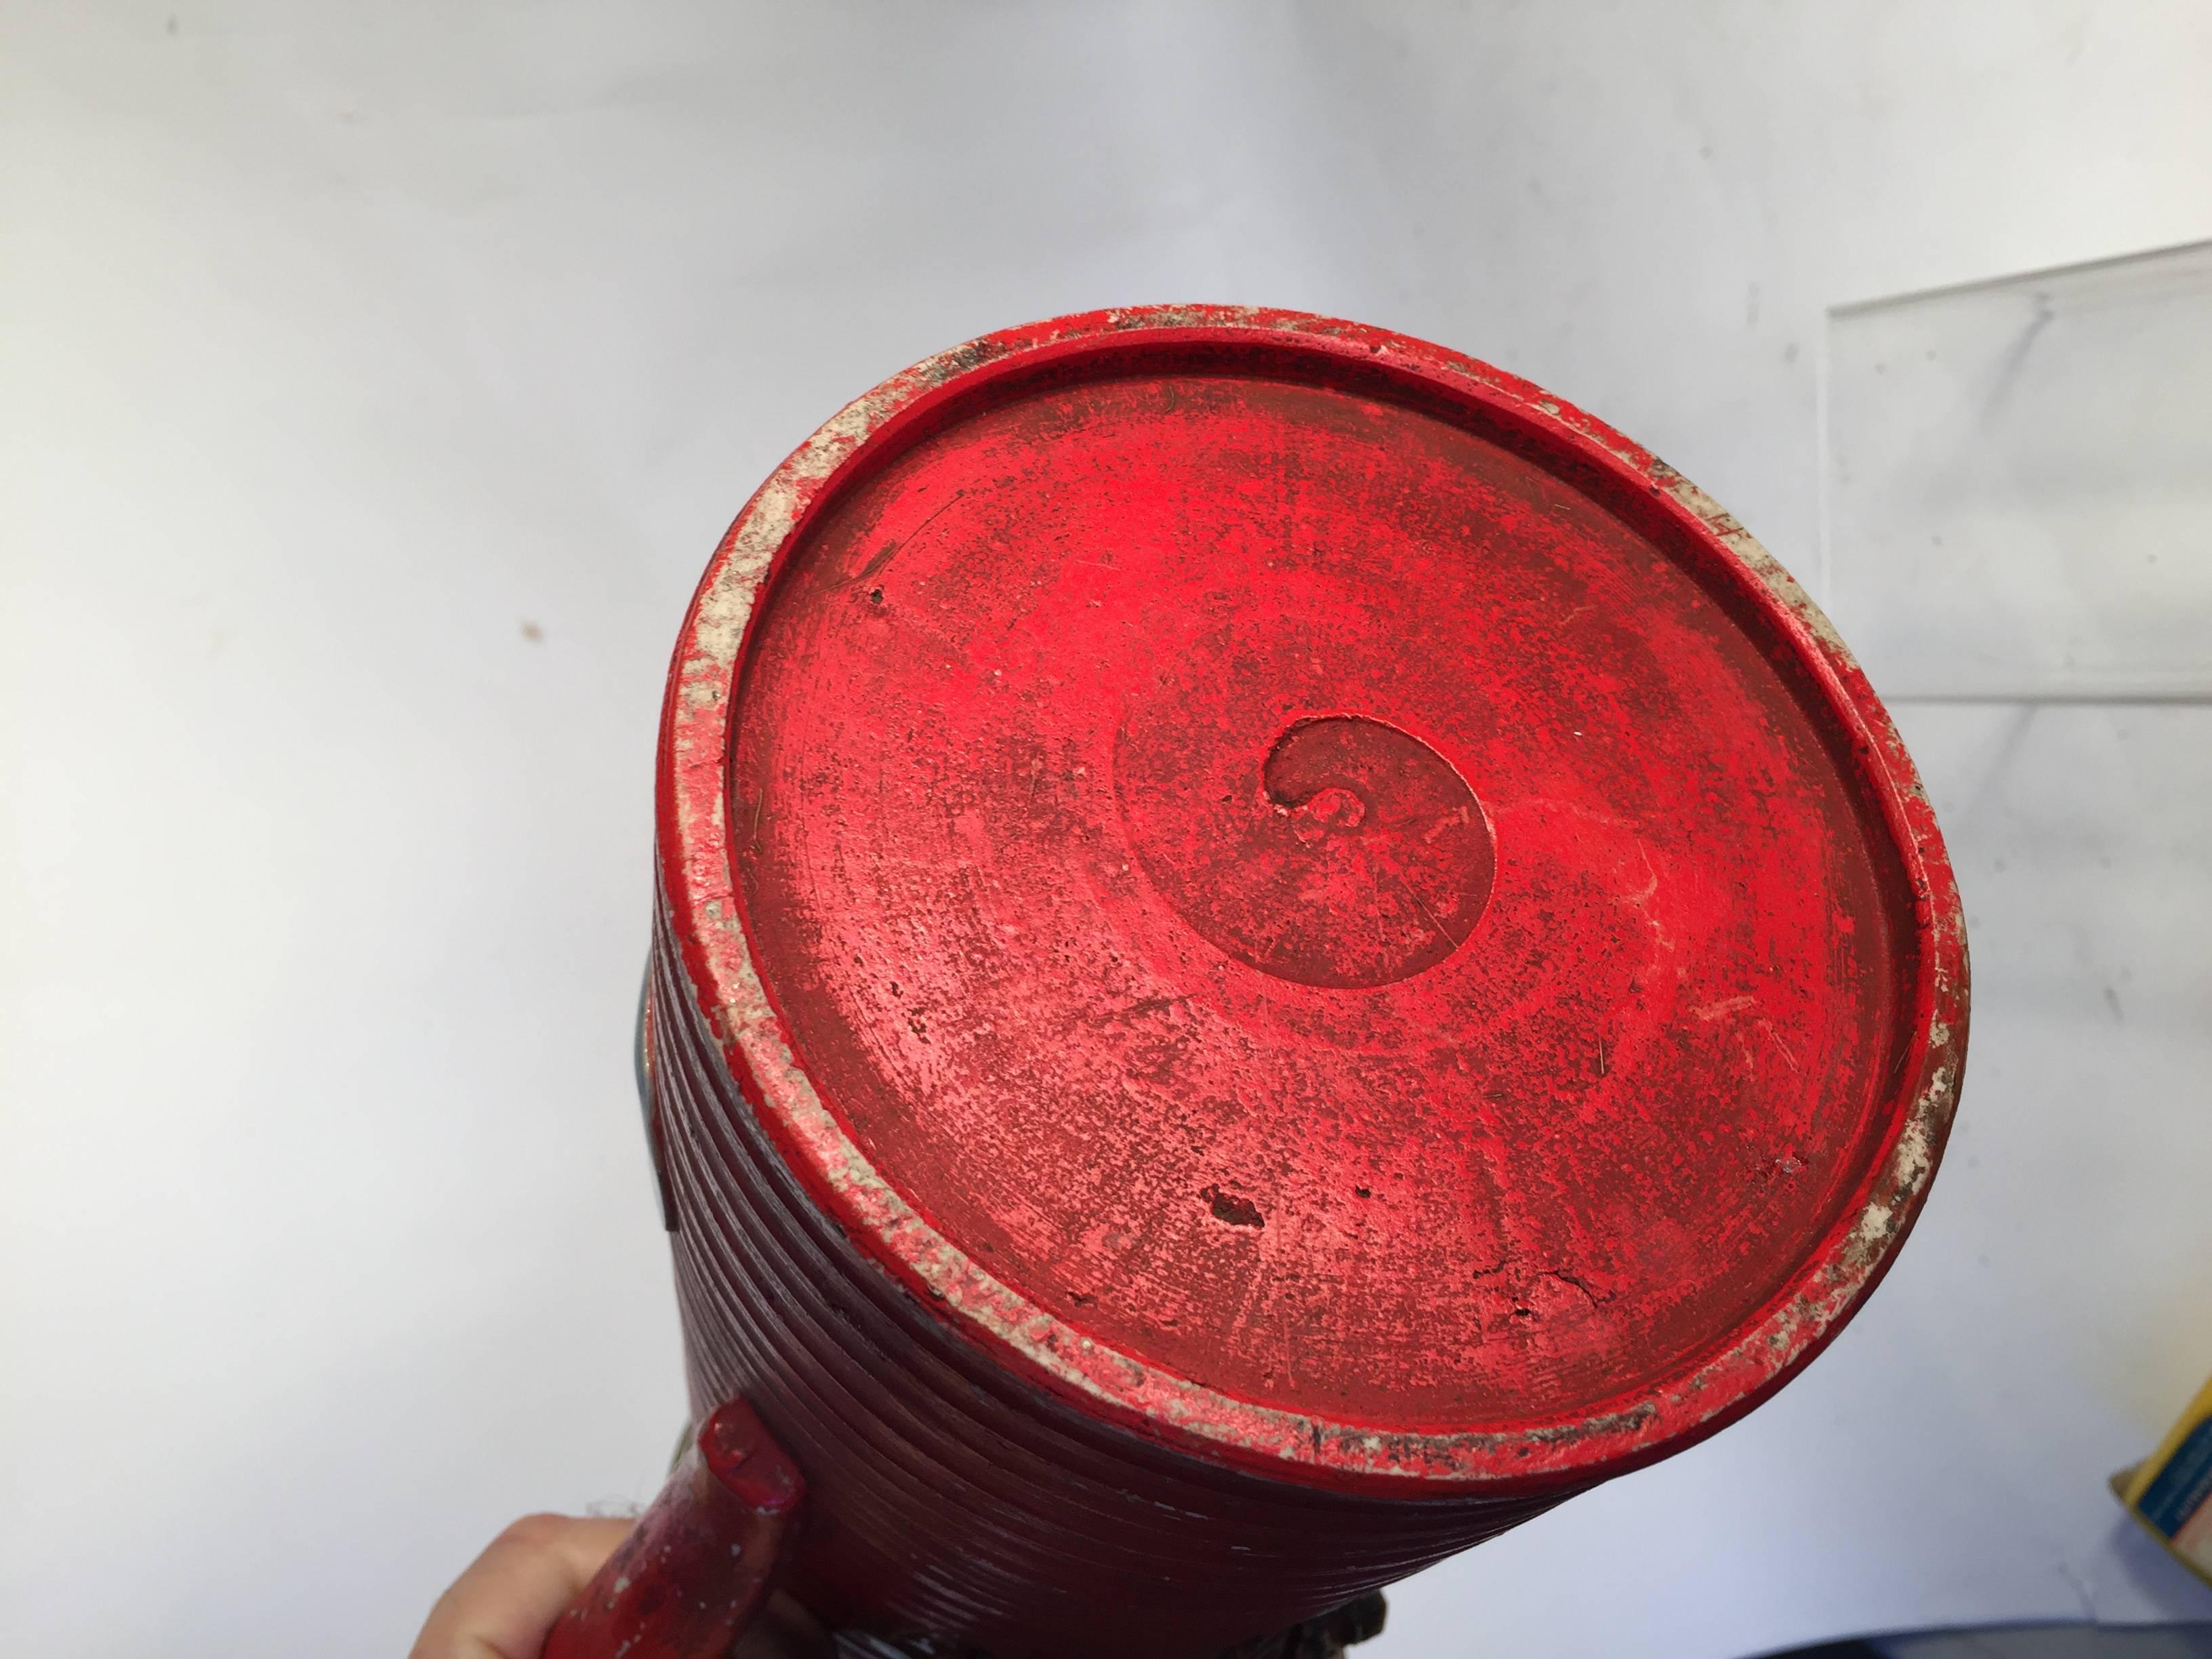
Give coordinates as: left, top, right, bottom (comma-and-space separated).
628, 307, 1967, 1657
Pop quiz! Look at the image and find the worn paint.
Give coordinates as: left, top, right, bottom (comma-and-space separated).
642, 307, 1969, 1657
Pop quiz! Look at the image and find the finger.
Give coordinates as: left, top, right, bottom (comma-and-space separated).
411, 1513, 634, 1659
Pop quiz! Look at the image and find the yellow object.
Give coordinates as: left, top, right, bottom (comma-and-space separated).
2116, 1374, 2212, 1587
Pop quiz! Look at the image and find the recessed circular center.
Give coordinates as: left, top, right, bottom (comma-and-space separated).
728, 359, 1928, 1436
1122, 712, 1496, 990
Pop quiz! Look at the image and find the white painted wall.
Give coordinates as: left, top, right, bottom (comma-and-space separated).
4, 4, 2209, 1654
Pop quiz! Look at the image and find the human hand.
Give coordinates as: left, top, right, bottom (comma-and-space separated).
410, 1515, 631, 1659
409, 1513, 829, 1659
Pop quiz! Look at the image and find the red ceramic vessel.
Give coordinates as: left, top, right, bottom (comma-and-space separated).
603, 307, 1966, 1658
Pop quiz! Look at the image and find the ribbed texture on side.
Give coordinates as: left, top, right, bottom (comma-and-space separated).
649, 907, 1578, 1659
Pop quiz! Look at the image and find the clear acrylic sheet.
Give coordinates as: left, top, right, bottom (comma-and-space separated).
1824, 240, 2212, 701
